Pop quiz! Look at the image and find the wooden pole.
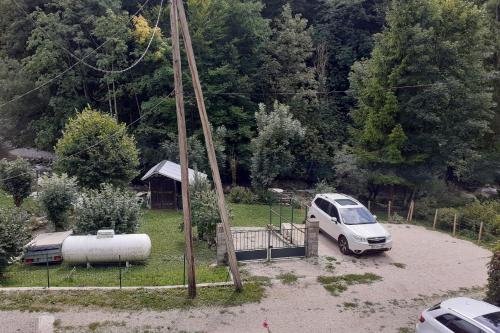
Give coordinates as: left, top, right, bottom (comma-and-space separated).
170, 1, 196, 298
478, 221, 484, 244
433, 209, 438, 230
174, 0, 243, 291
387, 200, 392, 222
407, 200, 414, 224
368, 200, 371, 212
452, 214, 457, 237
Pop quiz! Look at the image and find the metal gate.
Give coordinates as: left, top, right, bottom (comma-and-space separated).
231, 225, 306, 262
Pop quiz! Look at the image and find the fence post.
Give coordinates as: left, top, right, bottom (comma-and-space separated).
119, 255, 122, 290
388, 201, 392, 222
452, 214, 458, 237
269, 199, 272, 226
291, 198, 294, 224
183, 252, 186, 286
304, 205, 308, 223
45, 253, 50, 289
368, 200, 371, 212
478, 221, 484, 244
279, 201, 282, 230
433, 209, 438, 230
407, 200, 415, 224
267, 225, 271, 262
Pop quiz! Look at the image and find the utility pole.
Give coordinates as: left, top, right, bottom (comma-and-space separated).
170, 0, 196, 298
174, 0, 243, 291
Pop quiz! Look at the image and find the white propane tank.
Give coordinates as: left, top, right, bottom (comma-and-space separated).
61, 230, 151, 264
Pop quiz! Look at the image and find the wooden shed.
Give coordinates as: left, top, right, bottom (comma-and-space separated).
141, 160, 207, 210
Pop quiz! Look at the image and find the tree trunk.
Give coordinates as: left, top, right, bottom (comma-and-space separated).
14, 196, 22, 207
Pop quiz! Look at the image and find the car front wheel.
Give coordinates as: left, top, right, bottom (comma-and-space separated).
338, 235, 351, 255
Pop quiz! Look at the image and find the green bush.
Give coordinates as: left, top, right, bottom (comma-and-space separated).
0, 158, 35, 207
37, 174, 78, 231
227, 186, 256, 204
435, 207, 460, 231
0, 207, 30, 275
486, 244, 500, 306
74, 184, 141, 234
188, 175, 232, 246
460, 200, 499, 237
55, 106, 139, 189
313, 179, 336, 196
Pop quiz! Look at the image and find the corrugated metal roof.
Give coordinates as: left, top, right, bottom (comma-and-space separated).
141, 160, 207, 184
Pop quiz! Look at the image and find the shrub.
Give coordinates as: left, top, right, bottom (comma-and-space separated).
390, 213, 406, 224
0, 207, 30, 275
434, 207, 460, 231
37, 174, 78, 231
486, 244, 500, 306
189, 175, 232, 246
460, 200, 500, 237
313, 180, 336, 196
74, 184, 141, 234
227, 186, 256, 204
55, 106, 139, 189
0, 158, 35, 207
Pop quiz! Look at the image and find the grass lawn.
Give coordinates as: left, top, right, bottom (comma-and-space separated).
0, 190, 305, 288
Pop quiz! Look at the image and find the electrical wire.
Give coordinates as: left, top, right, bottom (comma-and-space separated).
11, 0, 165, 74
0, 0, 154, 110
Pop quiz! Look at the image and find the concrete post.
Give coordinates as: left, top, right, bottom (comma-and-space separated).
305, 218, 319, 258
216, 223, 228, 265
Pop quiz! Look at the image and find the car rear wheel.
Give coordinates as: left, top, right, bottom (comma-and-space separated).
338, 235, 351, 255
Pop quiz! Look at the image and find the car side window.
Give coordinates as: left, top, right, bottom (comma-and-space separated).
436, 314, 485, 333
329, 204, 340, 221
315, 198, 327, 214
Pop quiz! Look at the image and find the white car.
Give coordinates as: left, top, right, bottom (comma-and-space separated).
416, 297, 500, 333
309, 193, 392, 255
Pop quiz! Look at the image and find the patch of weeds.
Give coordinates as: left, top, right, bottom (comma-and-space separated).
325, 263, 335, 272
244, 275, 272, 287
397, 327, 414, 333
391, 262, 407, 269
343, 302, 358, 309
323, 283, 348, 296
53, 319, 62, 328
89, 321, 126, 332
325, 256, 337, 262
317, 273, 382, 296
276, 272, 298, 285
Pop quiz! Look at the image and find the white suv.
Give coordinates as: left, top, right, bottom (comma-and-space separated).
416, 297, 500, 333
309, 193, 392, 255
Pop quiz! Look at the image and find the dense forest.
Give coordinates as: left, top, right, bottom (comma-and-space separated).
1, 0, 499, 198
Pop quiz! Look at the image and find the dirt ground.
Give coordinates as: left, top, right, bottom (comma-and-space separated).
0, 224, 492, 333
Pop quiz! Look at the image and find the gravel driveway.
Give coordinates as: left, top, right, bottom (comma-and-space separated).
0, 224, 492, 333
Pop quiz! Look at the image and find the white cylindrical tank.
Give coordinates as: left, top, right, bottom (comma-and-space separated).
61, 230, 151, 264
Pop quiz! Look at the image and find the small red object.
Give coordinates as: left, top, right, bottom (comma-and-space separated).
419, 313, 425, 323
263, 320, 269, 329
24, 259, 33, 264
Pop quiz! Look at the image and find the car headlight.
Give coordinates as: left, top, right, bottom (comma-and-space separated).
352, 234, 367, 242
386, 234, 392, 241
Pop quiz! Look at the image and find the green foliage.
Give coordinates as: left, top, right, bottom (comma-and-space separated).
251, 102, 305, 188
436, 208, 461, 231
313, 180, 336, 196
74, 184, 141, 235
460, 200, 500, 237
350, 0, 494, 192
486, 244, 500, 305
0, 207, 30, 275
189, 175, 231, 246
227, 186, 256, 204
37, 173, 78, 231
55, 106, 139, 189
0, 158, 34, 207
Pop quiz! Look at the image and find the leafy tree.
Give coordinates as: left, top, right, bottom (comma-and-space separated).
74, 184, 141, 234
349, 0, 494, 196
55, 106, 139, 189
262, 4, 318, 120
0, 158, 34, 207
251, 102, 305, 188
0, 207, 30, 275
37, 173, 78, 231
160, 126, 227, 174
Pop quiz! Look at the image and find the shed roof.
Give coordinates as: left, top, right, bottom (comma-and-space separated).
25, 230, 73, 249
141, 160, 207, 184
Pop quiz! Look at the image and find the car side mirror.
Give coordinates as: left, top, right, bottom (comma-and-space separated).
373, 215, 377, 219
331, 217, 338, 223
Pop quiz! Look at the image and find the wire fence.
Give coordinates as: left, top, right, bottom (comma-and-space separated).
364, 199, 498, 245
0, 253, 231, 288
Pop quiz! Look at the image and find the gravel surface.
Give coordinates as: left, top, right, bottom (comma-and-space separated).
0, 224, 492, 333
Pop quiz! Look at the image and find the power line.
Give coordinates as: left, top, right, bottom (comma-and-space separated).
11, 0, 165, 75
0, 0, 154, 110
0, 90, 174, 184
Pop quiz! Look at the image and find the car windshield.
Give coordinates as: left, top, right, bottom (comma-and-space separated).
340, 207, 376, 225
475, 311, 500, 333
